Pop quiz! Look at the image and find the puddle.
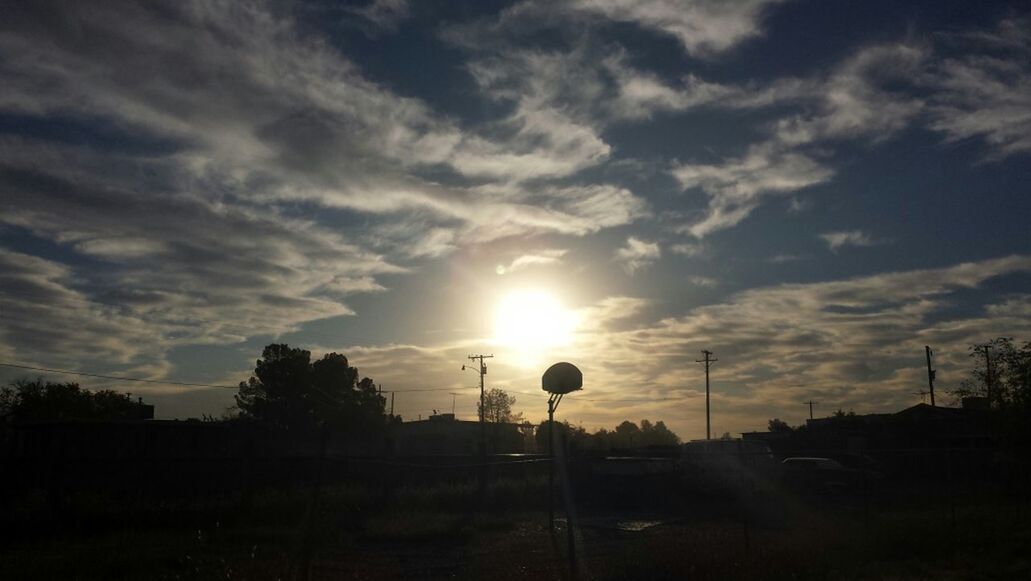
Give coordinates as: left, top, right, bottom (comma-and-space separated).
568, 515, 684, 532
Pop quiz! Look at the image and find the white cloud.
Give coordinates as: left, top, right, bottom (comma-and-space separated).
556, 255, 1031, 433
769, 44, 927, 146
672, 143, 834, 237
614, 237, 661, 274
819, 230, 884, 251
602, 53, 733, 120
0, 0, 640, 250
768, 253, 805, 263
350, 0, 411, 31
572, 0, 785, 56
687, 275, 718, 287
926, 18, 1031, 158
497, 249, 568, 274
664, 42, 930, 238
670, 242, 705, 257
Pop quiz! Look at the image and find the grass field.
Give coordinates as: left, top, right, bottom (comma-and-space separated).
3, 476, 1030, 580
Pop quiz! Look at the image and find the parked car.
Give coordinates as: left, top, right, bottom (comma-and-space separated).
680, 439, 777, 493
780, 456, 880, 493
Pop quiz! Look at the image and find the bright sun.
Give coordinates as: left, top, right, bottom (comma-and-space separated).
493, 290, 578, 351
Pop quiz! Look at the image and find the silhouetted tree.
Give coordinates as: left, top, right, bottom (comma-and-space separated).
953, 338, 1031, 409
952, 337, 1031, 448
0, 379, 143, 421
477, 388, 523, 423
639, 419, 681, 446
614, 420, 642, 448
533, 418, 681, 454
235, 344, 384, 434
534, 419, 589, 452
768, 418, 792, 433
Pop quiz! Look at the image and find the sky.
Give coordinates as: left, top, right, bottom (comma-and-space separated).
1, 0, 1030, 439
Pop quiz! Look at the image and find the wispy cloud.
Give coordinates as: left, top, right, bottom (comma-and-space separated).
615, 237, 661, 274
672, 143, 834, 237
572, 0, 786, 56
768, 253, 806, 263
340, 256, 1031, 433
668, 42, 927, 237
497, 249, 569, 274
819, 230, 885, 252
687, 275, 718, 287
927, 18, 1031, 158
0, 0, 655, 378
350, 0, 411, 32
669, 242, 706, 257
557, 255, 1031, 432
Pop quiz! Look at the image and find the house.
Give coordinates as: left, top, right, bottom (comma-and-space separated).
743, 400, 996, 478
393, 413, 524, 455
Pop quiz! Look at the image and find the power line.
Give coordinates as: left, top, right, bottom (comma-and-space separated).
0, 362, 239, 389
925, 345, 936, 407
380, 386, 479, 393
0, 361, 489, 395
0, 362, 695, 403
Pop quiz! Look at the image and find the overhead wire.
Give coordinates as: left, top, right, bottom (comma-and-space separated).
0, 361, 697, 414
0, 362, 240, 389
0, 362, 493, 395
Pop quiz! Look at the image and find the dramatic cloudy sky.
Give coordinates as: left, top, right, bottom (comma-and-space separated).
2, 0, 1030, 437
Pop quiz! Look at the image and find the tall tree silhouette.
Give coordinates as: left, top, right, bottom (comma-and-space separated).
236, 344, 384, 434
477, 388, 522, 423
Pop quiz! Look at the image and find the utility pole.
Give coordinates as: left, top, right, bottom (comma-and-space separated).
390, 392, 395, 417
925, 345, 936, 407
980, 344, 993, 405
449, 392, 460, 415
465, 354, 493, 506
465, 354, 493, 453
696, 350, 717, 440
803, 400, 817, 420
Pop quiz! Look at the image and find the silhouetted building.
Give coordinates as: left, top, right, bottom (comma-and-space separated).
394, 413, 523, 455
742, 401, 997, 479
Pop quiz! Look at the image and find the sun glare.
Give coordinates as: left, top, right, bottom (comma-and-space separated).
493, 290, 578, 352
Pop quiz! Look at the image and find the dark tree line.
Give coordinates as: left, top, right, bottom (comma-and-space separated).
235, 344, 386, 436
535, 418, 681, 453
0, 379, 146, 422
1, 344, 683, 452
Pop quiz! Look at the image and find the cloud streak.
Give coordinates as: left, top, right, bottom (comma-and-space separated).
615, 237, 661, 274
819, 230, 885, 252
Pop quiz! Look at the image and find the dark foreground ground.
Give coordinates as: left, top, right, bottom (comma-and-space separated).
3, 475, 1031, 580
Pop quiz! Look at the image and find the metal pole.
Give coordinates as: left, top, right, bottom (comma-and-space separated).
804, 400, 816, 420
479, 361, 485, 454
925, 346, 936, 407
467, 354, 493, 454
548, 395, 555, 531
697, 350, 717, 440
705, 362, 710, 440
